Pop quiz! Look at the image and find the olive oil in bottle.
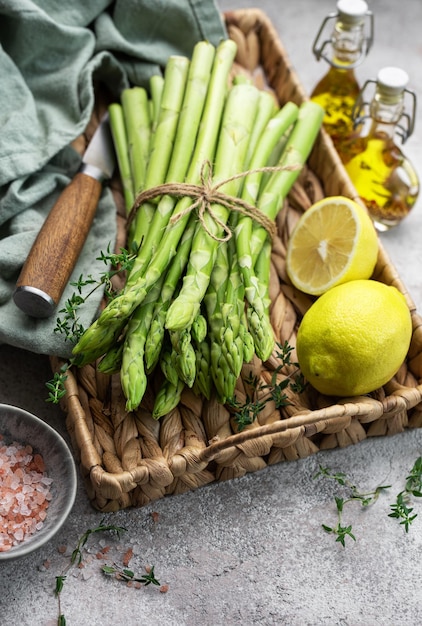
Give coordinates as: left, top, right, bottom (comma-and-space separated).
338, 67, 419, 230
310, 0, 373, 146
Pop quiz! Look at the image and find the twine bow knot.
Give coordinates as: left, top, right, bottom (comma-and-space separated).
128, 159, 301, 242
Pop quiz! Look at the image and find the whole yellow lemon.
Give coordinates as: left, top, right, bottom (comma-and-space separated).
296, 279, 412, 396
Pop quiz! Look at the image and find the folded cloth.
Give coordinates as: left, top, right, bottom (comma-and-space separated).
0, 0, 226, 357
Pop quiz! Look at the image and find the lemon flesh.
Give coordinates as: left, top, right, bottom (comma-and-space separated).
286, 196, 379, 296
296, 279, 412, 397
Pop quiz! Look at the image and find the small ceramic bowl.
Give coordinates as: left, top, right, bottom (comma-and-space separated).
0, 403, 77, 560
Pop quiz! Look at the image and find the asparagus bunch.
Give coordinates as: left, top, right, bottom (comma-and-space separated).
72, 38, 324, 416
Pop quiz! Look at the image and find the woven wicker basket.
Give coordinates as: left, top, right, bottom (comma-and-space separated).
51, 8, 422, 512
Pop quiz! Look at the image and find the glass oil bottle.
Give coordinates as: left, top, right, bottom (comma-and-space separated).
338, 67, 419, 230
310, 0, 374, 147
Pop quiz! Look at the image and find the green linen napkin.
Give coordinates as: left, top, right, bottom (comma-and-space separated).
0, 0, 226, 357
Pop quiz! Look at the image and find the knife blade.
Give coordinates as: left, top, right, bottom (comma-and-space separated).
13, 113, 115, 318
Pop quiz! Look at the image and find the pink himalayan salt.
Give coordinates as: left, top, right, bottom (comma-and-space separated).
0, 434, 53, 552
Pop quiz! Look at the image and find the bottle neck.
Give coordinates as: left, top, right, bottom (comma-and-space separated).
368, 92, 405, 139
330, 20, 365, 67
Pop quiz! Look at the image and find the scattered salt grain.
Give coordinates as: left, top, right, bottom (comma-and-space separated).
80, 569, 93, 581
0, 434, 53, 552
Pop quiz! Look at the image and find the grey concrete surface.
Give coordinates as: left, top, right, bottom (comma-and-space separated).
1, 0, 422, 624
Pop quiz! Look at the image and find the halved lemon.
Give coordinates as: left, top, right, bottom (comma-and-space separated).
286, 196, 379, 296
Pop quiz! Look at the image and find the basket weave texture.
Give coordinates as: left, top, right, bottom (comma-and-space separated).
52, 8, 422, 512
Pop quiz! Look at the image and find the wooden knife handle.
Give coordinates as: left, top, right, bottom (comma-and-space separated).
14, 172, 102, 318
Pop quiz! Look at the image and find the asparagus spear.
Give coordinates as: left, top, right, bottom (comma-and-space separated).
244, 90, 278, 170
203, 235, 240, 402
120, 277, 164, 411
121, 86, 151, 194
253, 237, 273, 327
193, 339, 212, 400
159, 346, 180, 387
120, 87, 154, 249
203, 238, 229, 400
152, 377, 185, 420
219, 240, 246, 378
149, 74, 164, 137
143, 56, 190, 191
191, 312, 207, 345
143, 214, 196, 373
97, 341, 124, 375
244, 102, 323, 361
169, 329, 196, 388
108, 103, 135, 211
165, 81, 261, 332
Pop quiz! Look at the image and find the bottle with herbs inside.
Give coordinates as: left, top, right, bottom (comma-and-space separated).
338, 66, 419, 230
310, 0, 374, 147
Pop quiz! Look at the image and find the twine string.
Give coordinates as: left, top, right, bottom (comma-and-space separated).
127, 159, 301, 242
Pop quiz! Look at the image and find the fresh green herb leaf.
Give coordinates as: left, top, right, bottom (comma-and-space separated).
70, 522, 127, 565
228, 340, 306, 430
54, 575, 66, 596
102, 563, 161, 587
97, 244, 136, 274
52, 246, 135, 346
315, 464, 391, 546
54, 293, 86, 342
226, 395, 266, 432
54, 519, 128, 625
389, 491, 418, 532
45, 246, 136, 405
405, 456, 422, 496
141, 566, 161, 586
388, 457, 422, 532
46, 364, 70, 404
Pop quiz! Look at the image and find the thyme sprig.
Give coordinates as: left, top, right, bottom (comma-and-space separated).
388, 492, 417, 532
102, 563, 161, 587
54, 520, 127, 625
264, 340, 307, 406
68, 521, 127, 566
315, 457, 422, 545
226, 395, 266, 431
45, 247, 135, 404
404, 456, 422, 495
54, 246, 135, 344
46, 363, 70, 404
388, 456, 422, 532
314, 465, 391, 547
228, 340, 307, 431
54, 292, 88, 343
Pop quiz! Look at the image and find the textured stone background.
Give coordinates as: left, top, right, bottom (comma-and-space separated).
1, 0, 422, 624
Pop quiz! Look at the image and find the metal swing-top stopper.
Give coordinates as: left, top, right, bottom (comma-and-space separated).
351, 66, 417, 143
312, 0, 374, 69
